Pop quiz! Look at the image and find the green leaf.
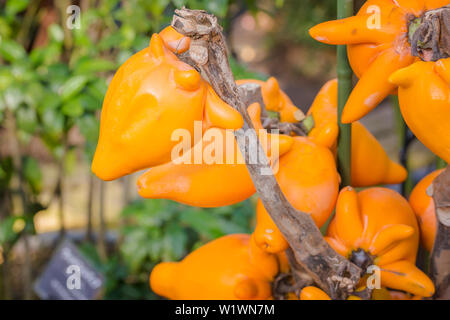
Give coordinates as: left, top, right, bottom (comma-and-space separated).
77, 114, 99, 142
179, 209, 223, 239
172, 0, 187, 8
229, 56, 267, 80
0, 157, 13, 190
61, 97, 84, 117
24, 82, 45, 108
0, 216, 22, 246
44, 63, 70, 82
79, 93, 101, 112
161, 222, 188, 261
206, 0, 229, 18
87, 79, 107, 102
23, 157, 42, 194
41, 108, 64, 140
147, 0, 170, 17
74, 57, 116, 75
37, 91, 61, 115
98, 33, 124, 51
5, 0, 30, 16
16, 107, 37, 133
0, 39, 26, 63
116, 50, 133, 65
0, 67, 15, 91
4, 85, 23, 110
48, 24, 64, 43
29, 47, 45, 66
60, 75, 89, 101
76, 115, 99, 159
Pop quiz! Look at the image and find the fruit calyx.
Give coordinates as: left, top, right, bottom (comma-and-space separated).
409, 5, 450, 62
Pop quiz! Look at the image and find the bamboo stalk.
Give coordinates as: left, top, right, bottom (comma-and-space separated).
336, 0, 353, 187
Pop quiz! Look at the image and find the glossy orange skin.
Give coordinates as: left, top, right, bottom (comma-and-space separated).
137, 103, 293, 207
92, 33, 242, 181
307, 79, 407, 187
254, 137, 340, 253
300, 286, 331, 300
276, 251, 290, 274
409, 169, 444, 252
299, 286, 368, 300
307, 79, 340, 149
309, 0, 448, 123
326, 187, 435, 297
159, 28, 303, 123
351, 122, 407, 186
158, 29, 302, 123
150, 234, 279, 300
236, 78, 303, 123
159, 26, 190, 54
300, 286, 409, 300
389, 58, 450, 163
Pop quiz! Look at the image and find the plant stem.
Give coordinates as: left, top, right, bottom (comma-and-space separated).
336, 0, 353, 187
409, 5, 450, 62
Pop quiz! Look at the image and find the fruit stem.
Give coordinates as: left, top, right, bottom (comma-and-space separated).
409, 5, 450, 62
301, 114, 315, 134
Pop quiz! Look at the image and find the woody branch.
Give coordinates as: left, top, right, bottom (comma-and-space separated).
171, 8, 363, 300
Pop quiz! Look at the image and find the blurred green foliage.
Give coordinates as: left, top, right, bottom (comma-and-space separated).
79, 198, 255, 299
269, 0, 337, 47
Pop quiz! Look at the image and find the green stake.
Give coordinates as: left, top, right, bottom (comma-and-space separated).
337, 0, 353, 187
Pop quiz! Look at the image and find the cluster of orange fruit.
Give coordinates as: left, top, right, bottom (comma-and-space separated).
92, 0, 449, 301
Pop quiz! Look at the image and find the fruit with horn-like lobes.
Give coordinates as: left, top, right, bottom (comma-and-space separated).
306, 79, 407, 187
150, 234, 279, 300
92, 33, 243, 181
137, 103, 293, 207
389, 58, 450, 163
409, 169, 445, 252
253, 136, 340, 253
325, 187, 435, 297
309, 0, 448, 123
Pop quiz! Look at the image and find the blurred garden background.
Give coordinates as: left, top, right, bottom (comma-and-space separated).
0, 0, 439, 299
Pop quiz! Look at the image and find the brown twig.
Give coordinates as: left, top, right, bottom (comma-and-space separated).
429, 166, 450, 299
171, 8, 361, 299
